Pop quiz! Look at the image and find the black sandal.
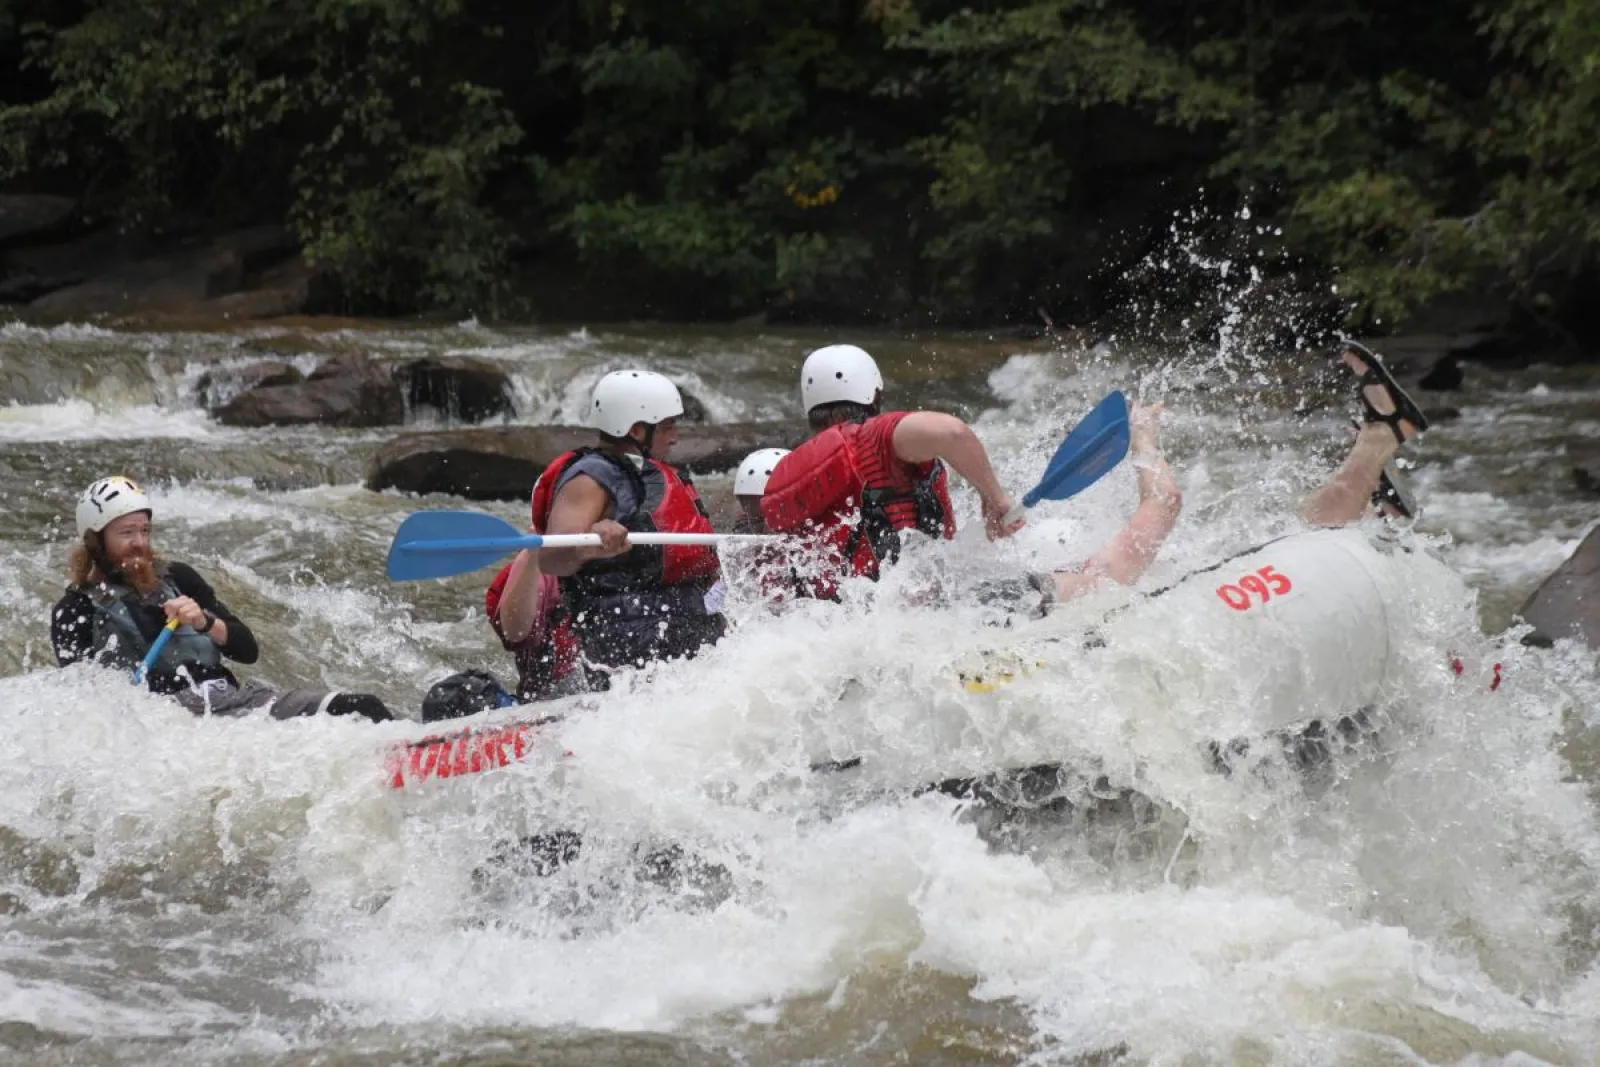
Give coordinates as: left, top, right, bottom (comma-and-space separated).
1373, 466, 1418, 519
1348, 417, 1420, 519
1341, 340, 1430, 445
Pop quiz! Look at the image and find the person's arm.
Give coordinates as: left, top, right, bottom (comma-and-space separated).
540, 474, 630, 576
164, 563, 259, 663
50, 590, 96, 667
1051, 405, 1182, 601
891, 412, 1022, 539
496, 549, 546, 645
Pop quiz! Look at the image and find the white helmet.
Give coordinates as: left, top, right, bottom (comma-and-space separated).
801, 344, 883, 412
734, 448, 791, 497
590, 370, 684, 437
76, 476, 152, 536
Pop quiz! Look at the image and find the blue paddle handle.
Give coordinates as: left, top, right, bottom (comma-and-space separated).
134, 618, 181, 685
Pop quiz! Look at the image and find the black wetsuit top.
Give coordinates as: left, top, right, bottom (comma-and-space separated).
51, 562, 258, 695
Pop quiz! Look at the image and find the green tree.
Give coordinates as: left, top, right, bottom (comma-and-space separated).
0, 0, 523, 313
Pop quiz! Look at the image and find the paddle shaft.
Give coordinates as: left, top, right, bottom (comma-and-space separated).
398, 532, 772, 554
134, 618, 181, 684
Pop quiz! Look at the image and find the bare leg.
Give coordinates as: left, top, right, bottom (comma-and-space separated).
1300, 423, 1401, 527
1051, 404, 1183, 602
1300, 347, 1422, 528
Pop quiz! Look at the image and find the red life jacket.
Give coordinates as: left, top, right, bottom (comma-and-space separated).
529, 449, 721, 589
761, 416, 955, 598
531, 448, 726, 668
485, 563, 581, 702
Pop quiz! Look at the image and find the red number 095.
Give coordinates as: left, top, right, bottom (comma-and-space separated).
1217, 565, 1292, 611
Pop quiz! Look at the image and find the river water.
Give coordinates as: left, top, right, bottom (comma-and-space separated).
0, 318, 1598, 1066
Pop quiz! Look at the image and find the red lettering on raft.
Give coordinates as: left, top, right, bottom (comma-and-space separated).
1217, 565, 1294, 612
386, 720, 545, 789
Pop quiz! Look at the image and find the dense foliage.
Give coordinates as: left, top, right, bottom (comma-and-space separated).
0, 0, 1595, 332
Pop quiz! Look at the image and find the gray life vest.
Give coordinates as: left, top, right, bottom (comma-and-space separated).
84, 569, 222, 673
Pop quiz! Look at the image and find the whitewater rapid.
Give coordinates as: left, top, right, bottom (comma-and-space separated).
1, 321, 1598, 1066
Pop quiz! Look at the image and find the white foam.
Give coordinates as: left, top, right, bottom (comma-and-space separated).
2, 327, 1599, 1061
0, 398, 223, 442
0, 321, 119, 341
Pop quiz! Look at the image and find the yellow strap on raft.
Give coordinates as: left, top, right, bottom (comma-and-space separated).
957, 651, 1049, 694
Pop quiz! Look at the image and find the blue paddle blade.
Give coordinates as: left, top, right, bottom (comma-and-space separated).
386, 510, 544, 581
1021, 391, 1131, 508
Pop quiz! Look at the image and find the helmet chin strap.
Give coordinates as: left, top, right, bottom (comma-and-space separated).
629, 422, 657, 461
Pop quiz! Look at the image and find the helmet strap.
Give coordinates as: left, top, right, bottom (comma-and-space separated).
600, 427, 654, 462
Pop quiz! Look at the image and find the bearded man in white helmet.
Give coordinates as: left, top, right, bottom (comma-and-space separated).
516, 370, 726, 674
51, 476, 393, 721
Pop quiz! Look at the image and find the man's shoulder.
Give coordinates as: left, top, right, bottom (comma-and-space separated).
52, 585, 91, 611
856, 410, 920, 466
561, 450, 626, 485
859, 410, 914, 441
161, 560, 208, 589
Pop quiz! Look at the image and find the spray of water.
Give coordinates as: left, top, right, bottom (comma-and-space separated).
1, 231, 1598, 1063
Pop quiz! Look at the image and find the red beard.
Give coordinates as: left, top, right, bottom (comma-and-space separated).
116, 549, 161, 595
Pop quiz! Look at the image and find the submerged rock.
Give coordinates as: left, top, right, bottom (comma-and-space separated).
215, 353, 403, 427
197, 360, 305, 409
366, 420, 811, 500
367, 426, 591, 500
1574, 450, 1600, 496
395, 357, 515, 424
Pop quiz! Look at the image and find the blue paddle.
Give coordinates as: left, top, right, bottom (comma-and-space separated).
134, 617, 180, 685
386, 510, 778, 582
999, 391, 1131, 525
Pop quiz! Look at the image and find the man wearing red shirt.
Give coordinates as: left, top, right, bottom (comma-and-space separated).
761, 344, 1182, 605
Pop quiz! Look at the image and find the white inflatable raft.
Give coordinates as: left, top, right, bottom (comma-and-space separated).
387, 528, 1478, 791
801, 526, 1478, 791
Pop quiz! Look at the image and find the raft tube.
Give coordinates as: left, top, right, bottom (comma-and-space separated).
386, 528, 1474, 790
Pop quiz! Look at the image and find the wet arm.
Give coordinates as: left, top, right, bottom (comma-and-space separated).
540, 476, 613, 577
496, 549, 545, 645
1051, 457, 1182, 601
50, 591, 95, 667
891, 412, 1010, 504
